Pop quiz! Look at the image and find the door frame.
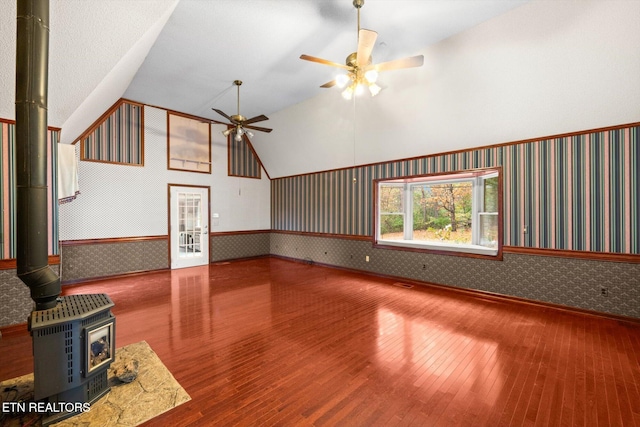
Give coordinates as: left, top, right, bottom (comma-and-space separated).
167, 183, 211, 269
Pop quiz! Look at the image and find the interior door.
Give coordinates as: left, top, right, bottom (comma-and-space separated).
169, 185, 209, 269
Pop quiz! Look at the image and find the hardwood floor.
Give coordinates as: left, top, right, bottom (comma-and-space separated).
1, 258, 639, 426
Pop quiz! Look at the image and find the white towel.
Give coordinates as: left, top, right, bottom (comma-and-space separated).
58, 143, 79, 204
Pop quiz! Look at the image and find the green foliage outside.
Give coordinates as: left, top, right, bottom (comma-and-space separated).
379, 176, 499, 246
380, 214, 403, 235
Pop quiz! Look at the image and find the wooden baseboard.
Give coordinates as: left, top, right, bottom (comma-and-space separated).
211, 255, 269, 265
61, 268, 170, 286
60, 235, 167, 247
0, 322, 29, 338
210, 230, 271, 236
0, 255, 60, 270
270, 255, 640, 325
503, 246, 640, 263
4, 255, 637, 333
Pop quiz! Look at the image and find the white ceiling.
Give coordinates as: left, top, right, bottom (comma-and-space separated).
125, 0, 530, 122
6, 1, 638, 180
0, 0, 529, 141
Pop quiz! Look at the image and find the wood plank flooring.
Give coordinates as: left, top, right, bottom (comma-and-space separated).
1, 258, 639, 426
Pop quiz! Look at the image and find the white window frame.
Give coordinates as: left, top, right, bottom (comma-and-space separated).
375, 168, 501, 257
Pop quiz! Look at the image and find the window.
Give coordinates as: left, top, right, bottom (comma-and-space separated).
80, 100, 144, 166
167, 112, 211, 173
375, 168, 501, 257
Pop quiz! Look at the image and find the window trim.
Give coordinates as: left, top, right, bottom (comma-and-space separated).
373, 167, 503, 260
167, 111, 212, 174
79, 99, 145, 166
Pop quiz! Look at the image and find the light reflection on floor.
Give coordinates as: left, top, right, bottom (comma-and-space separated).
376, 307, 503, 406
168, 265, 272, 350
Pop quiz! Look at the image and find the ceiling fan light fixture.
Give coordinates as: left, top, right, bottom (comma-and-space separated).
246, 130, 254, 138
342, 85, 354, 100
368, 83, 381, 97
300, 0, 424, 101
212, 79, 272, 137
335, 74, 350, 88
364, 69, 378, 83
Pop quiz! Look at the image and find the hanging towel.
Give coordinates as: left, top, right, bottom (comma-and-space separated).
58, 143, 80, 204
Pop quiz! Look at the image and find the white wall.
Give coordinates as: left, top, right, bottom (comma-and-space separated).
59, 106, 270, 241
253, 0, 640, 178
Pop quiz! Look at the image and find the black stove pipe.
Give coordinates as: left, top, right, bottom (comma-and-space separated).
15, 0, 60, 310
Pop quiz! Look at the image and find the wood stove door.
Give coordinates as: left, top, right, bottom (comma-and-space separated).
169, 185, 210, 269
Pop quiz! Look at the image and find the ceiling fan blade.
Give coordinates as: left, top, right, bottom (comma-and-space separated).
212, 108, 233, 122
357, 29, 378, 67
300, 54, 352, 70
320, 80, 337, 88
210, 118, 231, 126
242, 114, 269, 125
244, 124, 272, 133
370, 55, 425, 72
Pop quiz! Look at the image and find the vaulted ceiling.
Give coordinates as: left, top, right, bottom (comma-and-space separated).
1, 1, 527, 137
2, 1, 639, 178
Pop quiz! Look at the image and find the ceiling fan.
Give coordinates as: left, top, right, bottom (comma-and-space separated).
211, 80, 272, 141
300, 0, 424, 99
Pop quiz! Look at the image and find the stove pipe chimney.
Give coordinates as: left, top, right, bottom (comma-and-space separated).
15, 0, 60, 310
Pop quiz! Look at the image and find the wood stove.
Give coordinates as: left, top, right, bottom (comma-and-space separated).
29, 294, 116, 425
14, 2, 117, 425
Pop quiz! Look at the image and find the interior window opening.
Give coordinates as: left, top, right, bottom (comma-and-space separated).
375, 168, 502, 258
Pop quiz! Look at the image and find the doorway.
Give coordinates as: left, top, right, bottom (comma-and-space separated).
169, 185, 210, 269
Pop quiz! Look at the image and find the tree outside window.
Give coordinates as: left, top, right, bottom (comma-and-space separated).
376, 168, 501, 257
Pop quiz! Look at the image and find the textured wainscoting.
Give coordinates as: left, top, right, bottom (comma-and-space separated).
60, 239, 168, 283
270, 233, 640, 319
0, 265, 59, 328
3, 232, 636, 328
210, 232, 270, 262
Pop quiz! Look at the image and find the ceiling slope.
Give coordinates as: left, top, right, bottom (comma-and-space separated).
253, 0, 640, 178
0, 0, 178, 140
124, 0, 529, 122
1, 0, 530, 145
4, 1, 638, 179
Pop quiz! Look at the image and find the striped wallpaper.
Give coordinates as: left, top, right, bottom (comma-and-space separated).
0, 121, 59, 258
272, 125, 639, 254
81, 101, 143, 165
228, 134, 261, 178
